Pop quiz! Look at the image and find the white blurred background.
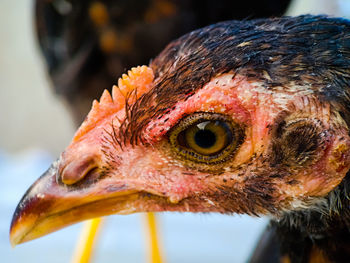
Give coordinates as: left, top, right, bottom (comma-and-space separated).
1, 0, 350, 262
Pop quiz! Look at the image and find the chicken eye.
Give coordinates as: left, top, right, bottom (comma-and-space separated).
184, 120, 232, 155
169, 113, 243, 164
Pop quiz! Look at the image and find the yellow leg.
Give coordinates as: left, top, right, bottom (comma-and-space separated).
144, 213, 164, 263
71, 218, 104, 263
71, 214, 163, 263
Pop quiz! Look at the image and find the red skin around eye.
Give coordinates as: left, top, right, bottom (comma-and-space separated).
145, 74, 253, 140
144, 74, 278, 162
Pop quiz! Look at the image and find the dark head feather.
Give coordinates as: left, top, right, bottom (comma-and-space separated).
126, 15, 350, 144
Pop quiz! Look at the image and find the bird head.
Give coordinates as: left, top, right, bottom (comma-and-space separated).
10, 15, 350, 246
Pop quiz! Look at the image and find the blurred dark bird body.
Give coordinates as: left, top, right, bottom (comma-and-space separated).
35, 0, 291, 123
12, 13, 350, 263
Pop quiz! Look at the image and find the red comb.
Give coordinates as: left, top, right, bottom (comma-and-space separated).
73, 65, 154, 142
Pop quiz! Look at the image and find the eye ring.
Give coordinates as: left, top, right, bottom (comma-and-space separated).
169, 112, 244, 164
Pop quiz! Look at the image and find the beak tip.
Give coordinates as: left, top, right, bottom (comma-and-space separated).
9, 195, 40, 247
9, 211, 19, 247
9, 216, 24, 247
8, 162, 59, 247
9, 238, 18, 248
9, 229, 20, 247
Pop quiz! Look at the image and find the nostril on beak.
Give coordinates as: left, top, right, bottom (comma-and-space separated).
60, 154, 98, 185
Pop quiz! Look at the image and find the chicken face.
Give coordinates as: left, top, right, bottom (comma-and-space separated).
10, 15, 350, 245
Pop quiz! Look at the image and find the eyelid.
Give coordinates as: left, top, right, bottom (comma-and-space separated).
168, 112, 244, 164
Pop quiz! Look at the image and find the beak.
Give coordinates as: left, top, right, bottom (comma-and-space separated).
9, 160, 142, 246
10, 66, 162, 246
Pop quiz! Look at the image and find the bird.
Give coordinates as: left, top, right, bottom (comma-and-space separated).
35, 0, 291, 124
10, 15, 350, 262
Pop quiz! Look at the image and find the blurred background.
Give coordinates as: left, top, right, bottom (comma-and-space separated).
1, 0, 350, 262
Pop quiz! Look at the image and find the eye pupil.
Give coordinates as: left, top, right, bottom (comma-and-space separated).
169, 112, 244, 164
194, 129, 217, 148
184, 120, 234, 156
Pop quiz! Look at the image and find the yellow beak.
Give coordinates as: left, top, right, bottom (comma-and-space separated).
9, 161, 142, 246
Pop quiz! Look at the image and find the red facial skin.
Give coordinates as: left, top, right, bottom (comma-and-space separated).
10, 72, 350, 245
59, 73, 350, 211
